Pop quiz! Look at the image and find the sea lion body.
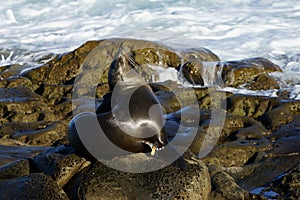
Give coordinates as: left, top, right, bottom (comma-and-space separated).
69, 53, 167, 158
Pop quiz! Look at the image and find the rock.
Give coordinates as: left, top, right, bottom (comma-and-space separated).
155, 90, 181, 113
0, 87, 57, 124
131, 47, 181, 68
0, 138, 29, 146
22, 40, 103, 88
77, 154, 211, 200
259, 164, 300, 199
135, 63, 160, 82
0, 65, 9, 74
154, 84, 229, 114
180, 62, 205, 85
0, 173, 69, 200
32, 145, 90, 187
95, 83, 110, 98
181, 48, 220, 63
222, 58, 282, 88
260, 99, 300, 130
155, 85, 201, 113
0, 38, 299, 199
149, 80, 181, 92
22, 39, 182, 90
0, 121, 68, 146
0, 77, 33, 89
238, 134, 300, 191
217, 113, 270, 142
179, 56, 281, 89
0, 86, 40, 102
0, 159, 30, 180
243, 73, 280, 90
226, 94, 279, 119
107, 46, 181, 90
202, 139, 270, 167
179, 48, 220, 85
221, 57, 282, 89
52, 100, 74, 121
0, 145, 49, 166
0, 64, 30, 79
268, 114, 300, 140
195, 89, 231, 112
35, 84, 73, 105
208, 165, 266, 200
195, 112, 270, 145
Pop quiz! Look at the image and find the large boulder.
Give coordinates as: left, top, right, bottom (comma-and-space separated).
258, 164, 300, 199
179, 57, 282, 90
222, 57, 282, 90
0, 173, 69, 200
0, 159, 30, 180
260, 100, 300, 130
0, 144, 49, 167
226, 94, 279, 119
179, 47, 221, 85
32, 145, 90, 187
208, 165, 265, 200
75, 154, 211, 200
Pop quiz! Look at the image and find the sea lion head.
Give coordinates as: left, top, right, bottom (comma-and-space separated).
107, 114, 168, 156
136, 121, 167, 154
108, 52, 134, 90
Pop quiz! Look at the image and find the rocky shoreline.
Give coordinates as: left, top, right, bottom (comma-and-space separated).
0, 38, 299, 199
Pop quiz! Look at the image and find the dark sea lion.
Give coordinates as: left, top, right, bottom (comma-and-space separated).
68, 110, 166, 159
69, 52, 186, 169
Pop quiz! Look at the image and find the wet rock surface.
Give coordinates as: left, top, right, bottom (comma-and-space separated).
0, 159, 30, 180
0, 38, 299, 199
74, 154, 211, 200
208, 165, 266, 200
0, 173, 69, 200
221, 57, 282, 89
258, 164, 300, 199
0, 145, 49, 166
32, 145, 91, 187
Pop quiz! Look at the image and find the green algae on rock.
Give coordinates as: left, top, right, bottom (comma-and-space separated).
222, 57, 282, 89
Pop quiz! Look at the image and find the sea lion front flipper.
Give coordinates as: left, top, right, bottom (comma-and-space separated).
96, 92, 112, 114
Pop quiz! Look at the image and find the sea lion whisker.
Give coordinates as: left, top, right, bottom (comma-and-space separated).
142, 141, 160, 156
123, 53, 135, 64
123, 53, 139, 69
158, 134, 165, 146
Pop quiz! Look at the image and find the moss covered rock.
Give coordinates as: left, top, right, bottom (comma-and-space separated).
222, 57, 282, 90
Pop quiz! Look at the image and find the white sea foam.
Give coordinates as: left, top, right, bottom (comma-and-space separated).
0, 0, 299, 98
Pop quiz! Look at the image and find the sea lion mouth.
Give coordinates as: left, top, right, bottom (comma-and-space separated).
142, 141, 164, 156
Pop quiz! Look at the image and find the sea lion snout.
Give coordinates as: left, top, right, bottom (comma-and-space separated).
139, 125, 168, 158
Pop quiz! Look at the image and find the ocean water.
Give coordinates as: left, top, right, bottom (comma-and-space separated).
0, 0, 300, 98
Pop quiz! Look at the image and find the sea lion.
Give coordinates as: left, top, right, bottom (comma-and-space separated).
68, 109, 166, 159
69, 52, 186, 169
